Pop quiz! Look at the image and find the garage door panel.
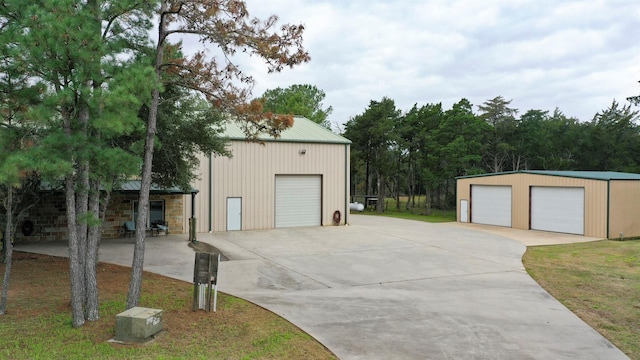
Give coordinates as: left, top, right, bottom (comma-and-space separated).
275, 175, 321, 228
471, 185, 512, 227
531, 187, 584, 235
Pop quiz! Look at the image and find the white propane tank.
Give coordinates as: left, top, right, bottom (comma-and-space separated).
350, 202, 364, 212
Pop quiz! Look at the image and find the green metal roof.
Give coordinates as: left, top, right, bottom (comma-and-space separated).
38, 180, 198, 194
118, 181, 199, 194
222, 116, 351, 144
457, 170, 640, 181
522, 170, 640, 180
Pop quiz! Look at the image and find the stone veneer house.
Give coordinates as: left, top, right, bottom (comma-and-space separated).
14, 182, 195, 242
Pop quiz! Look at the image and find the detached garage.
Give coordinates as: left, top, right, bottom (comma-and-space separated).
456, 170, 640, 239
186, 116, 351, 232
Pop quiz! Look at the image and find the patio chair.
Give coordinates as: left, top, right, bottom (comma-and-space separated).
152, 220, 169, 236
123, 221, 135, 237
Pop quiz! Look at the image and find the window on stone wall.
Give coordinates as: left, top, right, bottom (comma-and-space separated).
133, 200, 165, 228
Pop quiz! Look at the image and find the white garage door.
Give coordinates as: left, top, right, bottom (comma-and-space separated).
275, 175, 321, 228
531, 187, 584, 235
471, 185, 512, 227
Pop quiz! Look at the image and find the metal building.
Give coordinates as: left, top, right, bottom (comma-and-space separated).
184, 116, 351, 232
456, 170, 640, 239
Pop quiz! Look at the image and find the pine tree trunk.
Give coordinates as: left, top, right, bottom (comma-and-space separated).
405, 161, 413, 211
66, 175, 84, 328
84, 180, 101, 321
0, 187, 13, 315
395, 179, 400, 210
365, 157, 371, 196
61, 101, 84, 327
127, 3, 167, 309
376, 172, 384, 213
76, 159, 89, 304
424, 188, 432, 215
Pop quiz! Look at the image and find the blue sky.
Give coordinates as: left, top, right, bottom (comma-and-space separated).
203, 1, 640, 128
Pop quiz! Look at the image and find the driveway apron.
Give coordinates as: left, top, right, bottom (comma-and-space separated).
15, 215, 628, 360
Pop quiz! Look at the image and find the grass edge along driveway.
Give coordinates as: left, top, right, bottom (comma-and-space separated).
523, 240, 640, 360
0, 252, 337, 360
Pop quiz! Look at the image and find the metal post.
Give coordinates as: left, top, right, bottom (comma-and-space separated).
193, 252, 219, 312
212, 253, 220, 312
191, 191, 197, 243
213, 284, 218, 312
191, 217, 197, 243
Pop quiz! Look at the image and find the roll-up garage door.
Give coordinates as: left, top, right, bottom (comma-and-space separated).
531, 187, 584, 235
471, 185, 512, 227
275, 175, 321, 228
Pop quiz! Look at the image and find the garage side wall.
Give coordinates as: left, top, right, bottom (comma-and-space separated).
609, 180, 640, 239
185, 141, 348, 232
184, 151, 212, 232
456, 174, 608, 237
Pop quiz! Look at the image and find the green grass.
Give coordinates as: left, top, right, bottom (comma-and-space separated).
0, 295, 324, 360
353, 196, 456, 223
0, 253, 336, 360
523, 240, 640, 359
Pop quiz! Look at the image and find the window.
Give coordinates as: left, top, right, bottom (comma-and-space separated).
133, 200, 165, 228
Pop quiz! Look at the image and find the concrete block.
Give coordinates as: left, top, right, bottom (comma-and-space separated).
114, 307, 163, 343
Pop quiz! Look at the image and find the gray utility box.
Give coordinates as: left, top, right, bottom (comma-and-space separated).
115, 307, 163, 343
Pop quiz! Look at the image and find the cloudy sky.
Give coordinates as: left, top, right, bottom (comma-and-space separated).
223, 1, 640, 128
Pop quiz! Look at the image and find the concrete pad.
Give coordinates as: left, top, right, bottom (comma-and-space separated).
449, 221, 604, 246
14, 215, 629, 360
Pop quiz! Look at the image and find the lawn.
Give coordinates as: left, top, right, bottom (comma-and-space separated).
352, 196, 456, 223
0, 252, 336, 360
523, 240, 640, 359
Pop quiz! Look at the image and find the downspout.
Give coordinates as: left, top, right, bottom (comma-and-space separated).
190, 191, 197, 243
345, 144, 349, 225
606, 180, 610, 239
208, 154, 212, 233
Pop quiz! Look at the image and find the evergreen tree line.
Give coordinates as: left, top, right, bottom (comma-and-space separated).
343, 96, 640, 212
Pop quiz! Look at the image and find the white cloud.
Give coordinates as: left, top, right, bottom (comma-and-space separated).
216, 0, 640, 125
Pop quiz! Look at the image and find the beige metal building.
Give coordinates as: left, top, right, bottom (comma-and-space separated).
184, 116, 351, 232
456, 171, 640, 239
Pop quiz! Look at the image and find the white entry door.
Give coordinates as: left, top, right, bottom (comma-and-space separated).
460, 199, 468, 223
226, 197, 242, 231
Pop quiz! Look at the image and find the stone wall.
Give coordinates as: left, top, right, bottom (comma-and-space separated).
15, 193, 185, 243
162, 194, 185, 234
14, 193, 68, 242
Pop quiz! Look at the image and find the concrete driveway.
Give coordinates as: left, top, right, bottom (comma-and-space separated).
16, 215, 628, 360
